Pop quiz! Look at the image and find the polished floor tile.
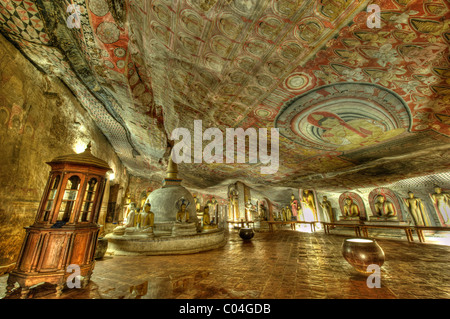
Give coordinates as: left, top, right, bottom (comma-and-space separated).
1, 228, 450, 299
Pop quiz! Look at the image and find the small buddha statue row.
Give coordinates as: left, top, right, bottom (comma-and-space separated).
113, 202, 154, 235
273, 192, 318, 222
318, 186, 450, 226
176, 201, 218, 229
274, 205, 294, 222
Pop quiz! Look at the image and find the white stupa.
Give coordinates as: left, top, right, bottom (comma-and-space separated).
105, 157, 226, 255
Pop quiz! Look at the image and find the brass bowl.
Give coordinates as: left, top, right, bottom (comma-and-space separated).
239, 228, 255, 240
342, 238, 385, 275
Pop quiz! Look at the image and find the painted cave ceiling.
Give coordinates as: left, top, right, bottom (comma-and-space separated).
0, 0, 449, 201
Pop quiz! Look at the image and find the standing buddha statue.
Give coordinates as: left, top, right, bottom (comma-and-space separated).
403, 191, 429, 226
320, 196, 335, 223
430, 186, 450, 225
290, 194, 299, 221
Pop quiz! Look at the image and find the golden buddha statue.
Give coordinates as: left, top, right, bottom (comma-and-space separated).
373, 195, 397, 218
207, 196, 217, 209
245, 200, 253, 221
285, 205, 292, 221
194, 194, 202, 214
431, 186, 450, 225
229, 188, 239, 220
202, 206, 211, 225
302, 190, 318, 221
403, 191, 429, 226
136, 203, 154, 231
343, 198, 360, 217
176, 203, 190, 223
320, 196, 335, 223
202, 206, 218, 230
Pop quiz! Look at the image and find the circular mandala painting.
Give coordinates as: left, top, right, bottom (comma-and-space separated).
96, 22, 120, 44
275, 83, 412, 152
284, 73, 310, 91
89, 0, 109, 17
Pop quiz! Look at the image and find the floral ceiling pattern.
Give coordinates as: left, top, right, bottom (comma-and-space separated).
0, 0, 448, 198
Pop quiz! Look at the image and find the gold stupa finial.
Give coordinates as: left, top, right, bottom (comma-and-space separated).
166, 155, 178, 179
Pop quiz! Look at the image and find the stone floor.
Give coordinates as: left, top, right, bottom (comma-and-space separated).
1, 228, 450, 299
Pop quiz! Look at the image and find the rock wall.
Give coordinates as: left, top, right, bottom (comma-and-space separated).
0, 33, 128, 273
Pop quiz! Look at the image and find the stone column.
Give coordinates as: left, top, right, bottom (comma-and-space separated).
98, 178, 110, 236
236, 181, 246, 221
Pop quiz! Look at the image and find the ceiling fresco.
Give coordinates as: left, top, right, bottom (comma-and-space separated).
0, 0, 449, 200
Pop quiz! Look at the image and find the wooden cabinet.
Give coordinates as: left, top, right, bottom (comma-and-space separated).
6, 143, 110, 298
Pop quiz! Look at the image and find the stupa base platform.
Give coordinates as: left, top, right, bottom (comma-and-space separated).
172, 222, 197, 236
105, 228, 226, 256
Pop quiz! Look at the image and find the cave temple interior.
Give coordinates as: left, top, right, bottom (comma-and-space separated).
0, 0, 449, 304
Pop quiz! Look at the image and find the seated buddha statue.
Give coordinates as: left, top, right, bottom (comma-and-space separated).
176, 203, 190, 223
136, 203, 155, 234
123, 202, 135, 224
343, 198, 360, 217
125, 205, 137, 228
202, 206, 217, 229
113, 202, 137, 234
373, 195, 397, 218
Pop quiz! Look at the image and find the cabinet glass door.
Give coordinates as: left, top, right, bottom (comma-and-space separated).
80, 178, 98, 222
57, 175, 81, 222
42, 175, 60, 222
